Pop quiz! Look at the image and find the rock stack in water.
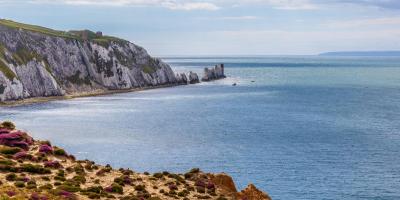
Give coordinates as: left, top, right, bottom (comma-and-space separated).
201, 64, 226, 82
189, 71, 200, 84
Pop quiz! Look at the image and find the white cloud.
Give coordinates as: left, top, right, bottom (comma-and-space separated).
28, 0, 219, 10
198, 15, 259, 20
162, 2, 219, 10
231, 0, 318, 10
326, 17, 400, 28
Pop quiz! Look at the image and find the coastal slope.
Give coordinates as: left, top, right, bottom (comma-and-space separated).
0, 19, 186, 102
0, 121, 271, 200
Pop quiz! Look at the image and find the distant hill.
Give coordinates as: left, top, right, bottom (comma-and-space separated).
319, 51, 400, 56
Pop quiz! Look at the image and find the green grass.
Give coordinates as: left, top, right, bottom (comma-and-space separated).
0, 45, 17, 81
12, 47, 37, 65
142, 65, 156, 74
0, 19, 127, 45
0, 19, 79, 40
0, 59, 17, 81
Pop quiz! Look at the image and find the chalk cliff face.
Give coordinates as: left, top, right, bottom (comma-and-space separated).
0, 20, 181, 102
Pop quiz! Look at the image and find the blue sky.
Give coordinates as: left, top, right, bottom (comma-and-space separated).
0, 0, 400, 55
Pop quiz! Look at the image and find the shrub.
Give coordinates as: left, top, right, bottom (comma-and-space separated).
54, 148, 67, 156
39, 183, 53, 190
72, 175, 86, 184
39, 144, 53, 154
105, 183, 123, 194
14, 181, 25, 187
57, 184, 81, 192
20, 164, 51, 174
168, 184, 178, 191
85, 186, 103, 194
6, 173, 17, 181
1, 121, 16, 130
13, 151, 33, 160
0, 146, 22, 155
162, 171, 170, 176
27, 180, 37, 189
153, 173, 163, 179
73, 164, 85, 174
134, 185, 146, 192
44, 160, 62, 168
0, 159, 15, 165
82, 192, 101, 199
54, 176, 66, 181
190, 168, 200, 173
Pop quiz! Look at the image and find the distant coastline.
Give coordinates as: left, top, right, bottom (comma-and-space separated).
319, 51, 400, 56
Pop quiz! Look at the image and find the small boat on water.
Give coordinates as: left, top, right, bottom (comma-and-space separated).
232, 83, 237, 86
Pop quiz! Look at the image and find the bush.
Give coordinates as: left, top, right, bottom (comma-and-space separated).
72, 175, 86, 184
6, 173, 17, 181
39, 183, 53, 190
1, 121, 16, 130
27, 180, 37, 189
20, 164, 51, 174
14, 181, 25, 187
105, 183, 123, 194
190, 168, 200, 173
0, 146, 22, 155
85, 186, 103, 194
0, 159, 15, 165
134, 185, 145, 192
39, 144, 53, 154
153, 173, 163, 179
54, 148, 67, 156
57, 184, 81, 192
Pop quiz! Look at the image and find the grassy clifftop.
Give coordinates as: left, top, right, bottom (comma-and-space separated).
0, 19, 126, 46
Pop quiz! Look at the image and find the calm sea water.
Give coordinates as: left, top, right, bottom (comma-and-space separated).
1, 56, 400, 200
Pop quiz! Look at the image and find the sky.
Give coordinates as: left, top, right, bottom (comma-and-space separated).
0, 0, 400, 56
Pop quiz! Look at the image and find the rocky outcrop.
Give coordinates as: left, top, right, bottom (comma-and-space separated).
0, 121, 271, 200
210, 173, 237, 195
210, 173, 272, 200
175, 73, 188, 85
201, 64, 226, 82
189, 71, 200, 84
237, 184, 272, 200
0, 19, 182, 102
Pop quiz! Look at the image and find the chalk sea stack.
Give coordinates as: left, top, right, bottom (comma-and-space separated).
201, 64, 226, 82
0, 121, 271, 199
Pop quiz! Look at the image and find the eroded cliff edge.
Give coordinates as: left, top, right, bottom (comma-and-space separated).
0, 121, 271, 200
0, 20, 187, 102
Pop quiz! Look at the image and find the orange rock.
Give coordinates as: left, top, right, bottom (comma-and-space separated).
236, 184, 272, 200
210, 173, 237, 195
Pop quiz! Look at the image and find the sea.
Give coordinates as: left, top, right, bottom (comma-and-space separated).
1, 56, 400, 200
